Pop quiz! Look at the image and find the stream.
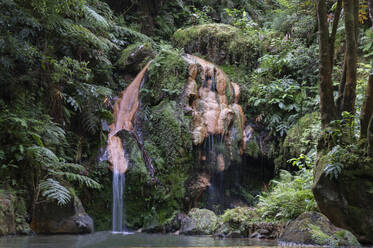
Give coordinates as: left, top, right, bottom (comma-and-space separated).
0, 232, 283, 248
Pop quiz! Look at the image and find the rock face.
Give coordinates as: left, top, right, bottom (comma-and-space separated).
180, 208, 218, 235
183, 54, 246, 162
173, 24, 259, 69
280, 211, 360, 246
31, 196, 93, 234
0, 191, 30, 236
313, 154, 373, 244
108, 62, 151, 174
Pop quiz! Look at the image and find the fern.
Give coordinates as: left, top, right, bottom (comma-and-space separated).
55, 19, 116, 51
40, 178, 71, 205
49, 170, 102, 189
111, 25, 154, 45
82, 5, 110, 30
27, 146, 59, 167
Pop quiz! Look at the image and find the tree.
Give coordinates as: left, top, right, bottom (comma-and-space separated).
316, 0, 340, 128
360, 0, 373, 154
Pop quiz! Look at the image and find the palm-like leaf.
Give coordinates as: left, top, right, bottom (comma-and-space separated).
40, 178, 71, 205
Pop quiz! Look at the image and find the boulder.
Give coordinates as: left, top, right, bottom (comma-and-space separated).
180, 208, 218, 235
31, 195, 93, 234
0, 191, 31, 236
214, 207, 282, 239
313, 153, 373, 244
0, 191, 16, 235
280, 211, 360, 246
173, 23, 260, 69
116, 42, 155, 73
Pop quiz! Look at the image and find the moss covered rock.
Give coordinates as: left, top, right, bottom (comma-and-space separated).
31, 195, 93, 234
280, 211, 360, 246
313, 150, 373, 244
116, 42, 155, 73
180, 208, 218, 235
143, 49, 189, 105
173, 23, 260, 69
124, 99, 193, 228
214, 207, 282, 239
0, 191, 30, 236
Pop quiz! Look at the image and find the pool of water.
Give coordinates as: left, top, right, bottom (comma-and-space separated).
0, 232, 282, 248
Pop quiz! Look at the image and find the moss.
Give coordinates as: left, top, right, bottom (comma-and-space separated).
123, 100, 193, 229
220, 207, 259, 230
116, 42, 154, 72
334, 230, 360, 246
173, 23, 261, 69
147, 100, 192, 166
143, 49, 189, 105
309, 224, 338, 246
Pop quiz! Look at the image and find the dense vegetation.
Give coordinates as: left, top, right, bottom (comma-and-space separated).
0, 0, 372, 241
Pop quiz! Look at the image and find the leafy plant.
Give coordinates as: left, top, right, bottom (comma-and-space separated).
257, 169, 317, 220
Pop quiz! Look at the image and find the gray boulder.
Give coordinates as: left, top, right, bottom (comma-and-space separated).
31, 195, 93, 234
280, 211, 360, 246
180, 208, 217, 235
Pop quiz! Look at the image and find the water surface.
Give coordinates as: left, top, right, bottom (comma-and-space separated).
0, 232, 281, 248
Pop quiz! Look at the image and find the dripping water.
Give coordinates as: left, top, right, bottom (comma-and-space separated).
204, 134, 225, 213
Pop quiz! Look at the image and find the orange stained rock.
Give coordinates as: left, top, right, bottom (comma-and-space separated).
107, 62, 151, 174
231, 82, 240, 104
183, 54, 245, 153
107, 133, 128, 174
111, 63, 151, 135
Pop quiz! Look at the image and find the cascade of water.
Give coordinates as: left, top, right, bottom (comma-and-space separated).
107, 63, 151, 234
112, 171, 125, 233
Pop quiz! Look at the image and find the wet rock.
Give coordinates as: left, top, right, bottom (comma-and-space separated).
0, 191, 31, 236
164, 213, 188, 233
186, 173, 210, 209
280, 211, 360, 246
180, 208, 218, 235
31, 196, 93, 234
313, 154, 373, 244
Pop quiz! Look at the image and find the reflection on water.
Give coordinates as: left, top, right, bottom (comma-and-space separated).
0, 232, 281, 248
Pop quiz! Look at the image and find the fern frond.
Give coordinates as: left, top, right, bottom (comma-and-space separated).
56, 162, 85, 172
40, 178, 71, 205
27, 146, 59, 167
111, 25, 154, 44
49, 170, 102, 189
55, 20, 115, 51
43, 121, 66, 146
80, 110, 99, 134
82, 5, 109, 30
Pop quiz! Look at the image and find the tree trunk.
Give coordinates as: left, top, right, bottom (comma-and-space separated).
368, 115, 373, 155
340, 0, 358, 114
361, 72, 373, 138
317, 0, 337, 128
329, 0, 342, 73
360, 0, 373, 139
337, 51, 347, 114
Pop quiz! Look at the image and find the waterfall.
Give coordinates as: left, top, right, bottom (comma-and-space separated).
112, 171, 125, 233
107, 62, 152, 233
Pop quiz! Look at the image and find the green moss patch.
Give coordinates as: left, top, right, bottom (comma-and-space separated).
173, 23, 261, 69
